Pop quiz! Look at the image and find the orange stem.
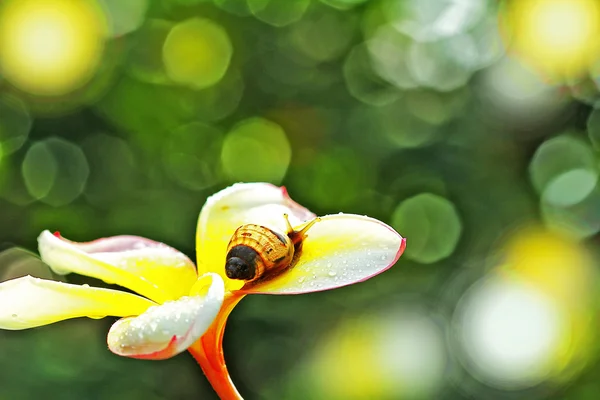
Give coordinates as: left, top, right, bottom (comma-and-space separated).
188, 292, 246, 400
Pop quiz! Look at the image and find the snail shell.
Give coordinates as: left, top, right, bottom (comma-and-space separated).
225, 224, 295, 282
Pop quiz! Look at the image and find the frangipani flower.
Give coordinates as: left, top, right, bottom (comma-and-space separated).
0, 183, 405, 399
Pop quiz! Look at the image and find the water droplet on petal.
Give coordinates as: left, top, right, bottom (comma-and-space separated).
326, 262, 332, 268
82, 284, 90, 288
380, 255, 386, 261
298, 276, 306, 283
328, 271, 337, 277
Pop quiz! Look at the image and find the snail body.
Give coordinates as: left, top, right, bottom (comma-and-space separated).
225, 215, 320, 282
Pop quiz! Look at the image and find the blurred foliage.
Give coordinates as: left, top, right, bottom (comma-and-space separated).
2, 0, 600, 399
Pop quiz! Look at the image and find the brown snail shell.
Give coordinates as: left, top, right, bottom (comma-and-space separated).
225, 215, 320, 282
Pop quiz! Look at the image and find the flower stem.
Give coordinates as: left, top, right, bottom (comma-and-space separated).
188, 292, 245, 400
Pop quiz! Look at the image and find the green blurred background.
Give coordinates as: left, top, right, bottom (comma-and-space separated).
2, 0, 600, 398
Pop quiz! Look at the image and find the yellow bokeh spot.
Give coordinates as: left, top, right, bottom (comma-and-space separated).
501, 0, 600, 78
501, 228, 595, 302
162, 18, 232, 89
0, 0, 106, 96
498, 228, 599, 382
312, 319, 388, 399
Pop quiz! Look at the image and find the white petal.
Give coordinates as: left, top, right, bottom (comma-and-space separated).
0, 276, 154, 330
245, 214, 406, 294
196, 182, 316, 290
107, 273, 225, 360
38, 231, 198, 303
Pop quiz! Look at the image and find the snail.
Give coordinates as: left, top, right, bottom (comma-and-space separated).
225, 214, 320, 282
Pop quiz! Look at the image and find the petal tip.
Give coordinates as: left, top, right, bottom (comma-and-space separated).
106, 273, 225, 360
242, 214, 406, 295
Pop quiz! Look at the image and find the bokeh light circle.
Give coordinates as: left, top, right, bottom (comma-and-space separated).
0, 95, 32, 156
540, 187, 600, 239
291, 147, 372, 211
22, 138, 89, 206
542, 169, 597, 208
367, 25, 418, 90
586, 108, 600, 149
392, 0, 488, 43
478, 57, 567, 128
290, 6, 356, 64
127, 19, 173, 85
221, 117, 291, 184
529, 135, 597, 207
455, 276, 564, 389
501, 0, 600, 78
163, 18, 233, 89
303, 309, 447, 399
343, 43, 401, 106
391, 193, 462, 263
164, 122, 224, 191
0, 0, 106, 96
82, 133, 136, 207
97, 0, 148, 37
247, 0, 310, 27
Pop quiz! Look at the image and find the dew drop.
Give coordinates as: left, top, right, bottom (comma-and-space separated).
326, 262, 332, 268
380, 255, 386, 261
150, 322, 158, 332
309, 281, 315, 287
138, 332, 144, 339
82, 284, 90, 288
298, 276, 306, 283
328, 271, 337, 277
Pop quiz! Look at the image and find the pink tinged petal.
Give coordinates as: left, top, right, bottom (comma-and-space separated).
0, 276, 155, 330
196, 182, 316, 290
38, 231, 198, 304
244, 214, 406, 295
107, 273, 225, 360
